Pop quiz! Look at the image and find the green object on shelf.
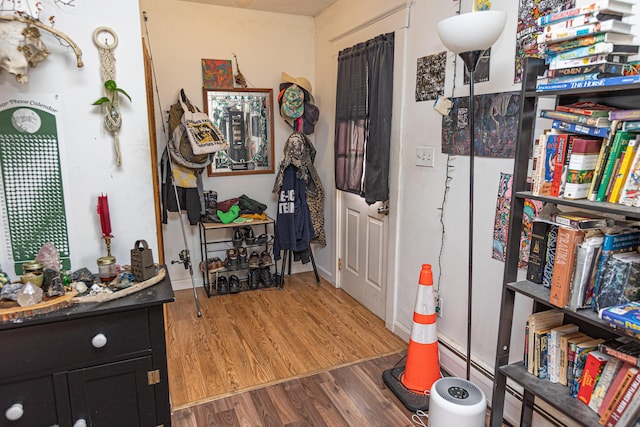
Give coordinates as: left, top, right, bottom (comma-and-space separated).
0, 106, 71, 272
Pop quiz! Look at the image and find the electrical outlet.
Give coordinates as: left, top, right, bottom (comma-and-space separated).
436, 296, 443, 318
416, 146, 434, 167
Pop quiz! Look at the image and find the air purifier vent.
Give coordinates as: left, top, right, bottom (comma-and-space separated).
433, 377, 483, 406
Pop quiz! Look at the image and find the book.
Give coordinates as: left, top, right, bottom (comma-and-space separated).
622, 121, 640, 132
549, 227, 585, 308
546, 44, 639, 67
541, 11, 625, 40
560, 332, 590, 386
535, 327, 553, 378
527, 309, 565, 375
541, 72, 615, 85
575, 0, 635, 12
595, 251, 640, 311
571, 338, 605, 398
588, 229, 640, 308
546, 62, 626, 79
524, 320, 529, 370
597, 131, 637, 202
542, 225, 560, 289
531, 135, 544, 195
613, 377, 640, 426
590, 357, 624, 412
609, 138, 639, 203
541, 109, 612, 128
610, 109, 640, 121
589, 123, 620, 201
551, 133, 573, 197
606, 371, 640, 426
618, 143, 640, 206
578, 350, 611, 404
569, 231, 604, 310
599, 336, 640, 367
568, 334, 594, 389
549, 53, 631, 72
557, 101, 618, 117
537, 1, 634, 26
541, 132, 561, 196
599, 302, 640, 335
549, 323, 580, 383
551, 120, 611, 138
549, 211, 614, 229
599, 366, 639, 424
527, 220, 551, 284
599, 362, 635, 417
537, 74, 640, 92
564, 137, 605, 199
539, 20, 633, 45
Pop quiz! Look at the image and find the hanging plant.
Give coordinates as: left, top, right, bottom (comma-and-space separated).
92, 79, 131, 111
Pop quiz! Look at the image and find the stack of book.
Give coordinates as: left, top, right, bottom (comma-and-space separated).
530, 102, 640, 204
522, 309, 640, 425
535, 0, 640, 91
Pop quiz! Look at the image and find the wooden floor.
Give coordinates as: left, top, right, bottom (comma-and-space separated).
165, 272, 407, 409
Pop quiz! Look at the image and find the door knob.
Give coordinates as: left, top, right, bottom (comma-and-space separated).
377, 205, 389, 216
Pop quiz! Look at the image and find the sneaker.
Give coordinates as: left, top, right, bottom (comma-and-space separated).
232, 228, 244, 248
217, 276, 229, 294
249, 268, 260, 290
229, 275, 242, 293
208, 257, 224, 272
243, 227, 256, 245
225, 249, 239, 270
238, 248, 248, 269
261, 250, 273, 267
260, 267, 273, 288
255, 234, 273, 245
248, 251, 261, 268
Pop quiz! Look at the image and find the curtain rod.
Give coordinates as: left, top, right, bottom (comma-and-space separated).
329, 1, 412, 43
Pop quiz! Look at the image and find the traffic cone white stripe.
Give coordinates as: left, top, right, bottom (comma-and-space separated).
410, 321, 438, 345
414, 286, 436, 315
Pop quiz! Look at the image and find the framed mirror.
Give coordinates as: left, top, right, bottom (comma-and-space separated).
203, 88, 274, 176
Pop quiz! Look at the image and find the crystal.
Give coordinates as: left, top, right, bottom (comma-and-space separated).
1, 283, 23, 301
16, 282, 43, 307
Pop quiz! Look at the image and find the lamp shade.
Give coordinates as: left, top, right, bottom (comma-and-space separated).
436, 10, 507, 54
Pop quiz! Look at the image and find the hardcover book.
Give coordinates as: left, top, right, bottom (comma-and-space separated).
612, 377, 640, 426
537, 74, 640, 92
594, 251, 640, 311
599, 336, 640, 367
549, 211, 614, 229
564, 137, 605, 199
527, 220, 551, 284
598, 362, 634, 417
589, 357, 624, 412
541, 109, 612, 128
599, 366, 638, 424
541, 132, 560, 196
542, 225, 559, 289
606, 369, 640, 426
551, 227, 587, 308
577, 350, 610, 404
551, 133, 573, 197
557, 101, 617, 117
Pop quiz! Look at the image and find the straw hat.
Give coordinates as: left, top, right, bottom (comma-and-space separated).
282, 72, 313, 99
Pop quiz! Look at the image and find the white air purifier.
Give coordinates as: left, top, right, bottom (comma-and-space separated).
429, 377, 486, 427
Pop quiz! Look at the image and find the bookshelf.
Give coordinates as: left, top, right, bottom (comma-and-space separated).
489, 57, 640, 427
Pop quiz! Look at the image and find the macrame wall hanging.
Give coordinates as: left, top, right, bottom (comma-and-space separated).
93, 26, 125, 166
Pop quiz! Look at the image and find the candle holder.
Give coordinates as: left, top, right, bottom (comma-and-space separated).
103, 235, 113, 257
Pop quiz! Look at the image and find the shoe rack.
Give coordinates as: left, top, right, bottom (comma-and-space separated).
198, 216, 278, 297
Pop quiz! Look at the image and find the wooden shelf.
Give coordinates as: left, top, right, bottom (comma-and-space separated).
499, 363, 600, 425
200, 216, 274, 230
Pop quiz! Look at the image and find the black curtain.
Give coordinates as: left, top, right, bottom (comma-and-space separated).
334, 32, 394, 205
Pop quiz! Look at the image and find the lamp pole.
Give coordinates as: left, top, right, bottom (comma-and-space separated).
458, 50, 483, 382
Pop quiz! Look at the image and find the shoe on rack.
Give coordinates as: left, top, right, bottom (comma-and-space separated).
232, 227, 244, 248
243, 227, 256, 245
238, 247, 248, 269
225, 248, 239, 270
260, 266, 274, 288
248, 251, 261, 268
209, 257, 225, 271
261, 250, 273, 266
255, 234, 273, 245
249, 268, 260, 290
217, 275, 229, 295
229, 275, 242, 293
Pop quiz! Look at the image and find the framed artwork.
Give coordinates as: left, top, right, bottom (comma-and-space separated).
202, 59, 233, 89
203, 88, 274, 176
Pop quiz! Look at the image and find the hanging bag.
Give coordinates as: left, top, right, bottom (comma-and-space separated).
179, 89, 228, 155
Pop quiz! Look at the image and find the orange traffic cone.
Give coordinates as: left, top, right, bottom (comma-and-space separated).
401, 263, 441, 393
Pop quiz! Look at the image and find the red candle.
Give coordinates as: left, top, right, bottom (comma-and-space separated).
97, 194, 112, 238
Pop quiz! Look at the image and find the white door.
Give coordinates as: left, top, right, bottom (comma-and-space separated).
339, 190, 388, 319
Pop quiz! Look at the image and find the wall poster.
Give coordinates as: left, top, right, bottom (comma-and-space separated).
415, 51, 447, 102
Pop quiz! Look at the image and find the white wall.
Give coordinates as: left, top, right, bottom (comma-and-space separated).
0, 1, 157, 276
139, 0, 318, 289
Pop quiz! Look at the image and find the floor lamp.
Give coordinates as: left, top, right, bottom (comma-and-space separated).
436, 10, 506, 381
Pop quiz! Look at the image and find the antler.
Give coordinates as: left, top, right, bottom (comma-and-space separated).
0, 15, 83, 67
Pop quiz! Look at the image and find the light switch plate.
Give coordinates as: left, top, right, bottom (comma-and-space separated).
416, 146, 434, 167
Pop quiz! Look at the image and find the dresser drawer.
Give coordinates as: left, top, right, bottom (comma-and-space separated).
0, 376, 58, 426
1, 309, 151, 379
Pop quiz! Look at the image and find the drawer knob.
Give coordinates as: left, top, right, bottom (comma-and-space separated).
91, 333, 107, 348
73, 418, 87, 427
5, 403, 24, 421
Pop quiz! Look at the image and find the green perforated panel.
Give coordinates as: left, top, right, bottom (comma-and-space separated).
0, 106, 70, 272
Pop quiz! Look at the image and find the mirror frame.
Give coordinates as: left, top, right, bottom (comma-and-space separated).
203, 88, 275, 176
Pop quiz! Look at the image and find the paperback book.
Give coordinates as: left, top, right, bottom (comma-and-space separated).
544, 32, 636, 55
546, 43, 639, 66
568, 231, 603, 310
541, 109, 612, 128
599, 301, 640, 335
545, 62, 626, 79
551, 120, 611, 138
538, 0, 635, 26
618, 143, 640, 206
593, 251, 640, 312
539, 20, 633, 44
589, 357, 623, 412
610, 109, 640, 121
599, 336, 640, 367
537, 74, 640, 92
556, 101, 618, 117
548, 53, 631, 72
563, 137, 604, 200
